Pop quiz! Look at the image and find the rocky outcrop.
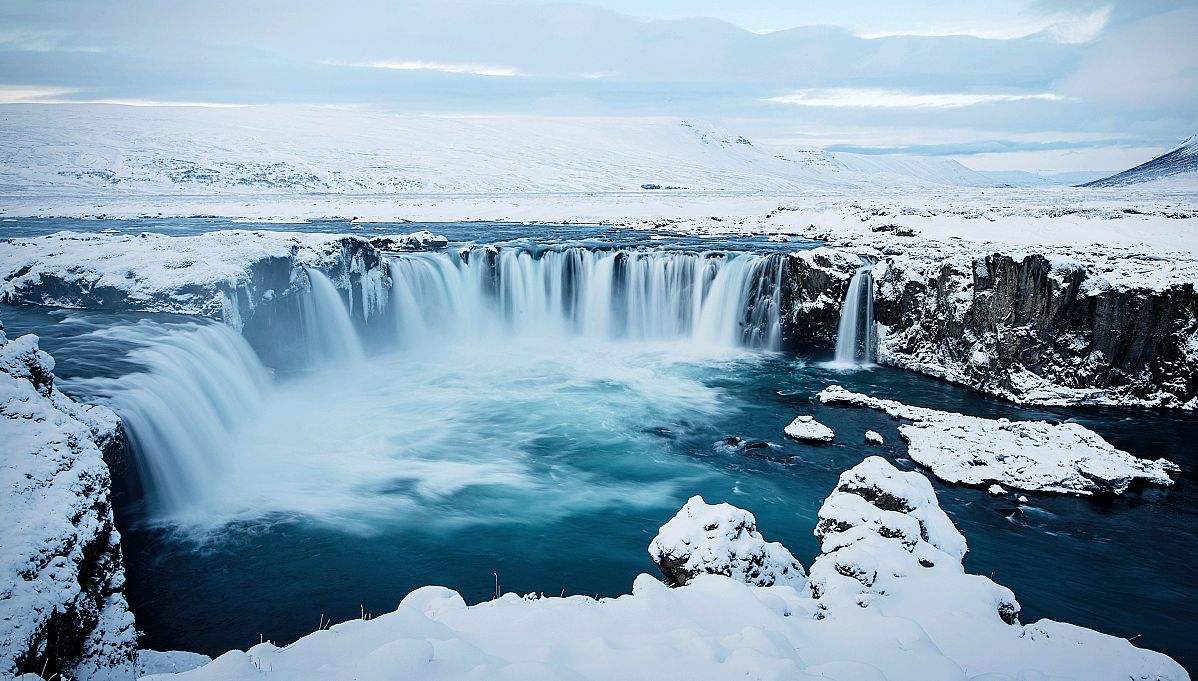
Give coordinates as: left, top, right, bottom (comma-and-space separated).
648, 495, 806, 589
778, 247, 863, 352
809, 456, 1020, 626
775, 244, 1198, 409
369, 231, 449, 252
0, 320, 138, 680
0, 230, 390, 331
873, 251, 1198, 408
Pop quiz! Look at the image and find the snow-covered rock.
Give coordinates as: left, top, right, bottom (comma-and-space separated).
0, 320, 138, 679
0, 230, 386, 327
648, 495, 806, 589
865, 430, 884, 445
818, 385, 1179, 495
369, 231, 449, 252
987, 484, 1006, 495
784, 415, 834, 443
142, 459, 1187, 681
870, 249, 1198, 409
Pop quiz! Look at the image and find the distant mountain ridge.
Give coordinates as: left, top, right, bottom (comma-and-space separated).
1083, 136, 1198, 188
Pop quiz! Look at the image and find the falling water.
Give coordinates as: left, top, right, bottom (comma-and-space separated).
301, 268, 364, 363
383, 247, 786, 349
832, 264, 875, 366
84, 322, 272, 518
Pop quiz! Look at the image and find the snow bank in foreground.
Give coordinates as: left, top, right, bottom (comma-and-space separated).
0, 322, 137, 679
649, 495, 806, 588
144, 458, 1185, 681
818, 385, 1179, 495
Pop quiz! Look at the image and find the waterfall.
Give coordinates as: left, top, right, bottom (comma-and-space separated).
89, 323, 271, 518
832, 265, 876, 366
383, 247, 786, 349
301, 268, 364, 363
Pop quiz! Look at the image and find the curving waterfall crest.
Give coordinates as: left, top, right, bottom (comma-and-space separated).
384, 247, 787, 349
105, 246, 789, 521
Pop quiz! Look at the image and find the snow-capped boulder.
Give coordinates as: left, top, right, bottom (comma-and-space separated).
864, 430, 884, 445
810, 457, 1017, 626
784, 415, 834, 443
649, 495, 806, 589
0, 320, 138, 680
369, 231, 449, 252
818, 385, 1178, 495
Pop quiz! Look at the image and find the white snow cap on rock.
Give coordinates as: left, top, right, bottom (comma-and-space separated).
865, 430, 884, 445
818, 385, 1179, 495
649, 495, 806, 589
784, 415, 834, 443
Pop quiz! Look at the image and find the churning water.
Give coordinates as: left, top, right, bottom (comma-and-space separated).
2, 222, 1195, 671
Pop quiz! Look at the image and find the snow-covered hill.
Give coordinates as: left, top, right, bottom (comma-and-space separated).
0, 104, 1061, 197
1083, 135, 1198, 188
0, 105, 846, 195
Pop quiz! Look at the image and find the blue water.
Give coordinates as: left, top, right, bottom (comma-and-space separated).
1, 220, 1194, 673
0, 216, 813, 253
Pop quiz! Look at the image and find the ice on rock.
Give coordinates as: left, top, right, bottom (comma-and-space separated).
818, 385, 1179, 495
784, 415, 834, 443
987, 484, 1006, 496
649, 495, 807, 588
864, 430, 884, 445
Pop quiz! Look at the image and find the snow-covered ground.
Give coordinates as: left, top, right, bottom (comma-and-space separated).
818, 385, 1179, 495
0, 104, 1107, 198
139, 457, 1187, 681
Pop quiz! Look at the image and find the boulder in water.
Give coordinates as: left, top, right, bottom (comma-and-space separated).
784, 415, 834, 443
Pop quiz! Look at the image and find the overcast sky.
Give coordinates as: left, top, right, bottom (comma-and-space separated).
1, 0, 1195, 172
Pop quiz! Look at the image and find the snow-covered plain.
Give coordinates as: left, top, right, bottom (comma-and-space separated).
138, 457, 1187, 681
818, 385, 1179, 495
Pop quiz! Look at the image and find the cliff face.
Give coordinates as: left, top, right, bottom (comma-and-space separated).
0, 231, 388, 329
0, 322, 138, 680
780, 247, 863, 352
773, 244, 1198, 408
874, 252, 1198, 408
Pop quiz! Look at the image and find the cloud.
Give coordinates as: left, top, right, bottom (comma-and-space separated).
1058, 6, 1198, 109
0, 85, 77, 103
324, 59, 523, 77
764, 89, 1068, 109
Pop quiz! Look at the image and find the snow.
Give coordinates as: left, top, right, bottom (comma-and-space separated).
143, 457, 1187, 681
818, 385, 1179, 495
0, 324, 137, 679
0, 230, 398, 321
648, 495, 806, 588
784, 415, 835, 443
988, 484, 1006, 495
865, 430, 884, 445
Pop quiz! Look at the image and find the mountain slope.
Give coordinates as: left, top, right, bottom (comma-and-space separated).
1083, 136, 1198, 188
